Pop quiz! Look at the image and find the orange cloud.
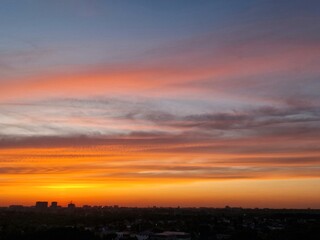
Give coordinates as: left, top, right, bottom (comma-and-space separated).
1, 40, 319, 102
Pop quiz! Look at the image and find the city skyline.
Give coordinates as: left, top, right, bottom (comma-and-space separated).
5, 201, 320, 209
1, 0, 320, 208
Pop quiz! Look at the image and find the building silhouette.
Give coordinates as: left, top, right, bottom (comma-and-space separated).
68, 202, 76, 209
35, 201, 48, 209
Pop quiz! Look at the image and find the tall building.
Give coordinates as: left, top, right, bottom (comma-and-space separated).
50, 201, 58, 208
68, 202, 76, 209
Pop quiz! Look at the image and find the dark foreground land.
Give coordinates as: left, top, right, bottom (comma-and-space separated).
0, 206, 319, 240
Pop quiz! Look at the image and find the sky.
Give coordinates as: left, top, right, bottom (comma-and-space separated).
0, 0, 320, 208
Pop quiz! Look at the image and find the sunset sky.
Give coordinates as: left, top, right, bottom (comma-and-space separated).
1, 0, 320, 208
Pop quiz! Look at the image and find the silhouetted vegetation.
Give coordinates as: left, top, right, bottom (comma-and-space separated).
0, 207, 319, 240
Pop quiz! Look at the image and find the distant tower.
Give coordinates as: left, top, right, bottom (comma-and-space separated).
50, 201, 58, 208
68, 201, 76, 209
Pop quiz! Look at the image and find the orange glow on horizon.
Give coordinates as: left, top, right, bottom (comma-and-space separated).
1, 145, 320, 208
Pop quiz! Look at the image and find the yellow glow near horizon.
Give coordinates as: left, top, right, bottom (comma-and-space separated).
40, 184, 100, 189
